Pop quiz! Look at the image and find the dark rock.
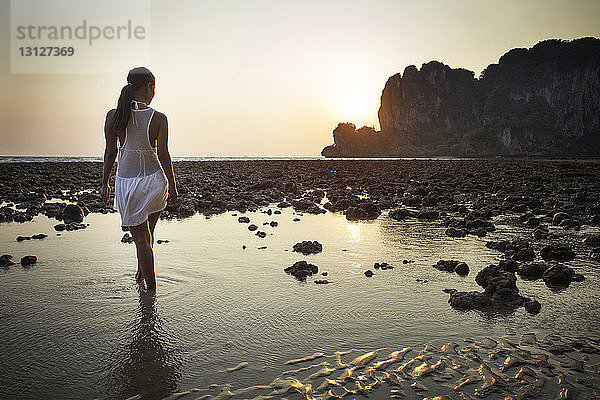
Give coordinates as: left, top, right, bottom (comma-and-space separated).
255, 231, 266, 238
156, 239, 169, 244
416, 209, 439, 220
445, 227, 466, 238
16, 236, 31, 242
364, 270, 374, 277
54, 223, 66, 231
20, 255, 37, 267
121, 233, 134, 243
62, 204, 84, 224
583, 235, 600, 247
433, 260, 459, 272
238, 216, 250, 223
269, 221, 278, 227
454, 262, 470, 276
499, 259, 519, 272
541, 244, 575, 262
524, 300, 542, 314
374, 262, 394, 270
248, 224, 258, 231
314, 279, 330, 284
284, 260, 318, 281
533, 226, 549, 239
292, 240, 323, 255
1, 254, 15, 268
542, 264, 583, 287
388, 208, 411, 221
31, 233, 47, 240
448, 291, 492, 310
517, 262, 549, 280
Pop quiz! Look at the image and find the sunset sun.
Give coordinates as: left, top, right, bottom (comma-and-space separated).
338, 89, 372, 125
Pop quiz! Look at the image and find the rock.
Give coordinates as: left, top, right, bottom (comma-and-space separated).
517, 262, 549, 280
255, 231, 266, 238
454, 262, 470, 276
364, 270, 374, 277
293, 218, 300, 222
64, 222, 87, 231
374, 262, 394, 270
552, 212, 570, 225
448, 290, 492, 310
445, 227, 466, 238
542, 264, 583, 287
54, 223, 66, 231
121, 233, 134, 243
16, 236, 31, 242
388, 208, 411, 221
156, 239, 169, 244
541, 244, 575, 262
238, 216, 250, 223
526, 216, 540, 227
248, 224, 258, 231
583, 235, 600, 247
314, 279, 330, 284
20, 255, 37, 267
499, 259, 519, 272
62, 204, 84, 224
433, 260, 459, 272
284, 260, 318, 281
533, 226, 549, 239
269, 221, 278, 227
292, 240, 323, 255
31, 233, 47, 240
524, 300, 542, 314
346, 201, 381, 221
416, 209, 439, 220
0, 254, 15, 268
475, 264, 525, 307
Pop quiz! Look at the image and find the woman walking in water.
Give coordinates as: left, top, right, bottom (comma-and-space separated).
101, 67, 178, 291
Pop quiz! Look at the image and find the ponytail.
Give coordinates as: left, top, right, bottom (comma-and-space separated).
111, 67, 156, 131
112, 83, 135, 131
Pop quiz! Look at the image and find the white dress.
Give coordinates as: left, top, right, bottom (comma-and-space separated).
113, 103, 168, 227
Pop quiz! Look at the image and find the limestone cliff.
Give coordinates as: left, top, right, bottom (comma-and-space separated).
321, 37, 600, 157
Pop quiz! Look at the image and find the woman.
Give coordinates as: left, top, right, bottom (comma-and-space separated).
102, 66, 178, 291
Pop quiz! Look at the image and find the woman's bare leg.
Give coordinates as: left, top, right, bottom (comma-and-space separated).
135, 211, 161, 283
129, 219, 156, 291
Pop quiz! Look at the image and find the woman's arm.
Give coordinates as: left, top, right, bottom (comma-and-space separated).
102, 110, 117, 205
156, 112, 178, 205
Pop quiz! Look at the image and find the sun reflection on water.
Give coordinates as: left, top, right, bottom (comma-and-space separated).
345, 223, 363, 244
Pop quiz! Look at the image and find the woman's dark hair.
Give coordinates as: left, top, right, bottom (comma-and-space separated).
111, 66, 155, 131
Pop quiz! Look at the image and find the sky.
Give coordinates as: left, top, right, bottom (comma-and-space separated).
0, 0, 599, 157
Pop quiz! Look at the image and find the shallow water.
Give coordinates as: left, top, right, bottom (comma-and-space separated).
0, 205, 599, 399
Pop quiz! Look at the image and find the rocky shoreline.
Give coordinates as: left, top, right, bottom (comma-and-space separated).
1, 159, 598, 312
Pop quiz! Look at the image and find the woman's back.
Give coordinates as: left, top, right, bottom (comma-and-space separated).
116, 105, 162, 179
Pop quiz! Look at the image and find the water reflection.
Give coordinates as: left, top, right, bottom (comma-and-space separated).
101, 291, 181, 400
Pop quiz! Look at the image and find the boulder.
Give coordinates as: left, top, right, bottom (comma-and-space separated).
517, 262, 549, 280
541, 244, 575, 262
542, 264, 584, 287
62, 204, 84, 224
583, 235, 600, 247
284, 260, 318, 281
292, 240, 323, 256
20, 255, 37, 267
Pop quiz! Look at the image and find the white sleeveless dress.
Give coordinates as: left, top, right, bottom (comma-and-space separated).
113, 103, 168, 227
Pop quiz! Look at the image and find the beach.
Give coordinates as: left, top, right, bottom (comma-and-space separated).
1, 159, 600, 399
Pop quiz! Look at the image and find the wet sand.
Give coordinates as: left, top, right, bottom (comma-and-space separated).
1, 159, 600, 399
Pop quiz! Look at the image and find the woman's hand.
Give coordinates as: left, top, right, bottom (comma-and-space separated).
101, 184, 111, 205
167, 186, 178, 206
